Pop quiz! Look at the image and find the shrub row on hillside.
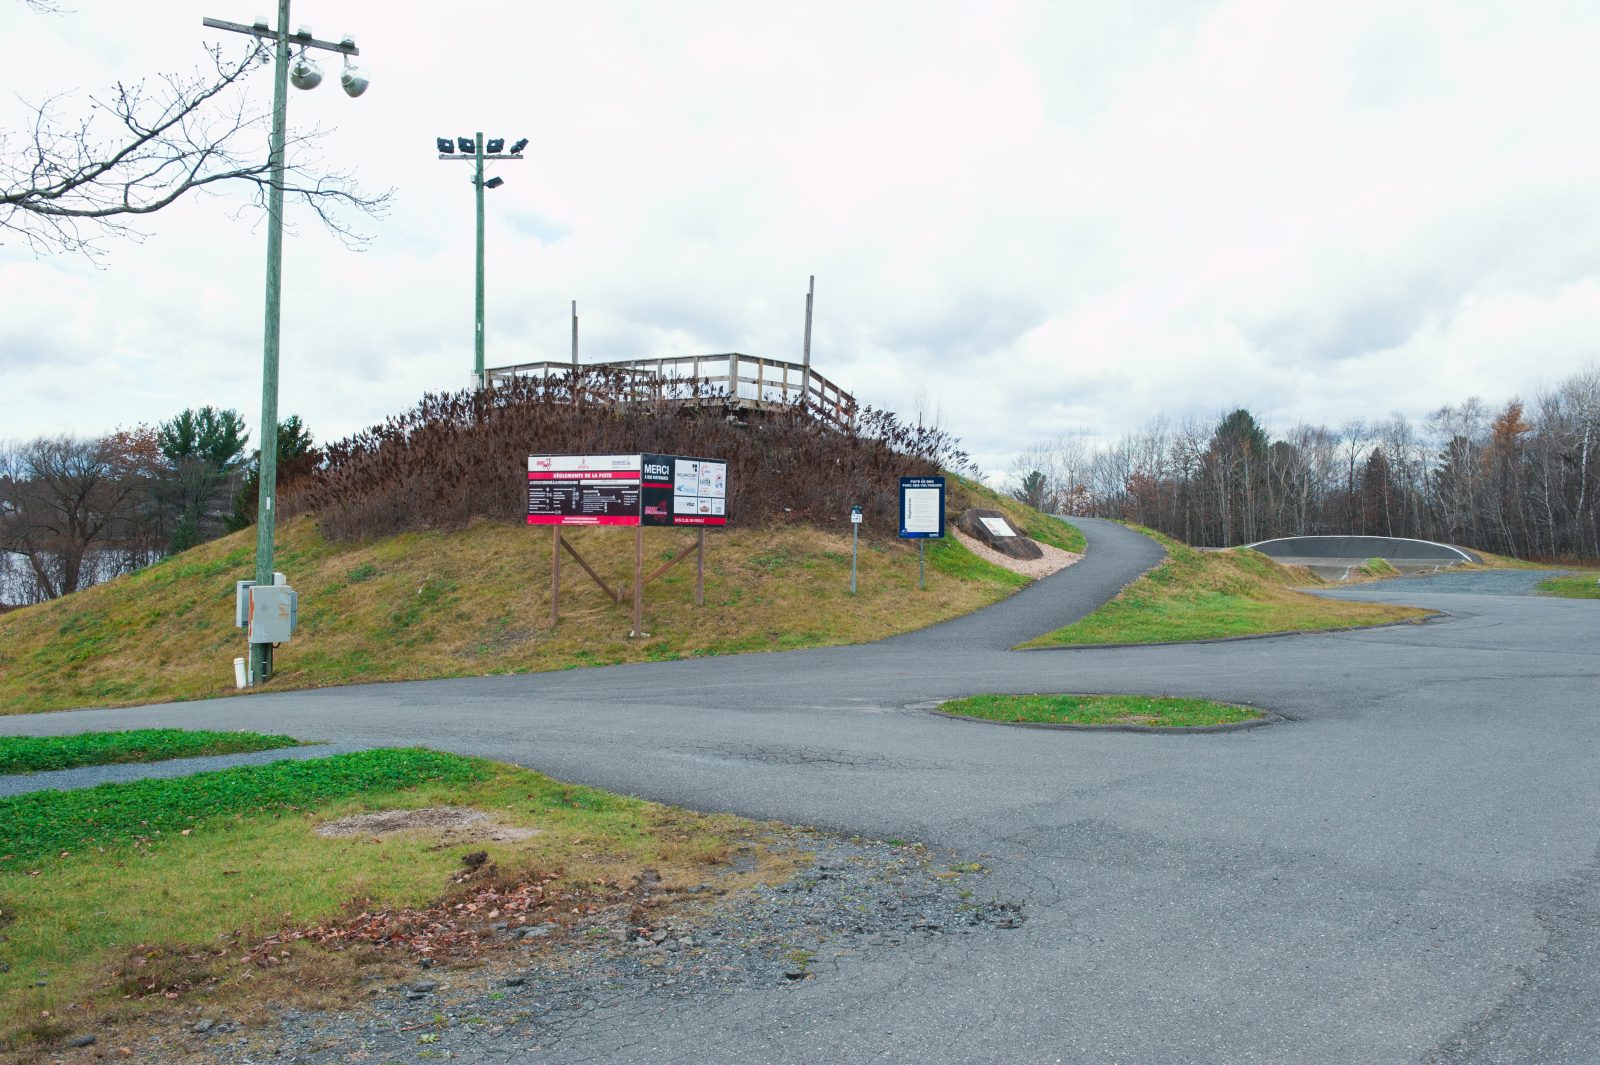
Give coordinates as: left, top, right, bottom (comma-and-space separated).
294, 371, 971, 542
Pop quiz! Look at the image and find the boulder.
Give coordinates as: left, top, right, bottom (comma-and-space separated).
956, 508, 1043, 560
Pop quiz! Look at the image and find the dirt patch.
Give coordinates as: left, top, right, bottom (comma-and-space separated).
952, 529, 1081, 580
314, 806, 541, 844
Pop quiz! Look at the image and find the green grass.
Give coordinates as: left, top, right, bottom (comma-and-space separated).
1021, 527, 1429, 647
0, 752, 776, 1049
1538, 573, 1600, 598
0, 749, 481, 865
941, 693, 1262, 727
0, 494, 1077, 715
945, 474, 1086, 553
0, 728, 305, 775
924, 535, 1031, 589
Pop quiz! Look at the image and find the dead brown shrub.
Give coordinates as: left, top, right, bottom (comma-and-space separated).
292, 371, 970, 542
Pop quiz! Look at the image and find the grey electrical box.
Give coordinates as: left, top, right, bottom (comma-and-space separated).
248, 584, 298, 643
235, 580, 256, 628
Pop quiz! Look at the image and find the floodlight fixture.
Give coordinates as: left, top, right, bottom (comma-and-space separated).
289, 48, 322, 90
436, 137, 454, 154
486, 137, 505, 154
510, 138, 528, 155
339, 56, 369, 97
457, 136, 476, 154
483, 176, 504, 189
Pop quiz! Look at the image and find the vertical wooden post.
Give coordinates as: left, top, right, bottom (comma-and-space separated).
801, 275, 814, 410
570, 301, 580, 408
695, 526, 705, 606
632, 526, 644, 637
551, 526, 560, 625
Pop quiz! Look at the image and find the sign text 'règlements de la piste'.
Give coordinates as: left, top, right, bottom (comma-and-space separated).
528, 454, 729, 527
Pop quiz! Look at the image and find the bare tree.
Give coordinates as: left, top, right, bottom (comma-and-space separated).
2, 8, 389, 257
0, 435, 150, 599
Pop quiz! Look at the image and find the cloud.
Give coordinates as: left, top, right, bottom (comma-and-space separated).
3, 0, 1599, 483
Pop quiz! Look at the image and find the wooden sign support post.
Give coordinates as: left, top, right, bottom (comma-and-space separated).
551, 527, 624, 626
534, 453, 723, 634
549, 526, 707, 635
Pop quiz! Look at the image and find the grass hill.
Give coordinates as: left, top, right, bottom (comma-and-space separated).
1023, 527, 1430, 646
0, 477, 1080, 716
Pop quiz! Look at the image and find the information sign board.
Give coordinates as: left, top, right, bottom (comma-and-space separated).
527, 454, 642, 526
899, 476, 945, 539
529, 454, 729, 527
642, 453, 728, 527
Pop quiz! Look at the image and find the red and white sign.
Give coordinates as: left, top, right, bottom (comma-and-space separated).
527, 454, 643, 526
528, 454, 730, 527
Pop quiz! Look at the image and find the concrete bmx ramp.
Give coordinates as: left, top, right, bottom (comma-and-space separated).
1248, 535, 1482, 579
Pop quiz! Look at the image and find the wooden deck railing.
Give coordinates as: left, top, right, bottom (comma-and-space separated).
484, 353, 857, 431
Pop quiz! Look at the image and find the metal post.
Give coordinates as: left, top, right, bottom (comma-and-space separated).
474, 131, 486, 389
851, 522, 858, 595
250, 0, 292, 686
695, 526, 705, 607
919, 541, 925, 591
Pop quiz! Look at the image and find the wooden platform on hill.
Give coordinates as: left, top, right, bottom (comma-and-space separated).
483, 353, 857, 432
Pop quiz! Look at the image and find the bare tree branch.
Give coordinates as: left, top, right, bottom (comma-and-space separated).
1, 35, 390, 259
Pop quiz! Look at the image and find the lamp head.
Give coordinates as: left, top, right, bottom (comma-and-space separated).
436, 137, 454, 154
457, 136, 476, 154
485, 137, 504, 154
510, 138, 529, 154
289, 50, 322, 90
483, 176, 505, 189
339, 59, 369, 98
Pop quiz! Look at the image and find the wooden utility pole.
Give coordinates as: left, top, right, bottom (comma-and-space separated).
571, 300, 579, 368
801, 275, 814, 410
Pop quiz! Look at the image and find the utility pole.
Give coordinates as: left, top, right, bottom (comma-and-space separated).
801, 275, 814, 411
435, 133, 526, 388
203, 4, 368, 686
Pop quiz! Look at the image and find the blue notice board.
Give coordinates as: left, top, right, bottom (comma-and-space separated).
899, 476, 945, 539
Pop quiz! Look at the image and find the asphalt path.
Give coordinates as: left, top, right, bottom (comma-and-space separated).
5, 518, 1599, 1065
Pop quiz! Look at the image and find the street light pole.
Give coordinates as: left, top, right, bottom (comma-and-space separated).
435, 134, 524, 389
203, 4, 367, 685
475, 132, 486, 388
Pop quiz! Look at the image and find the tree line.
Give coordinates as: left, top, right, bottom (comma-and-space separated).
1009, 366, 1600, 562
0, 410, 315, 605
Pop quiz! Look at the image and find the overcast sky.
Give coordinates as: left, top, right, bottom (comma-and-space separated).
3, 0, 1598, 480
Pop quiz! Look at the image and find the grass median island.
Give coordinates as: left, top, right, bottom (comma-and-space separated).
0, 476, 1078, 715
1020, 526, 1430, 647
1538, 573, 1600, 598
940, 693, 1262, 728
0, 749, 780, 1055
0, 728, 305, 774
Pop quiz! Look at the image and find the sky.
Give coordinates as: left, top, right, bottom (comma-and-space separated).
3, 0, 1599, 482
